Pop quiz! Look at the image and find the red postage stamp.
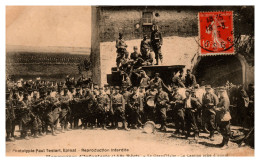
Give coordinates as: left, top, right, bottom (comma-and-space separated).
199, 11, 234, 55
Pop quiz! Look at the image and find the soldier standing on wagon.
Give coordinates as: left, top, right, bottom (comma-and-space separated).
140, 34, 150, 56
116, 33, 128, 71
151, 25, 163, 65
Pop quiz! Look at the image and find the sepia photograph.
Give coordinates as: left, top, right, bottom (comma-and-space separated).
5, 5, 254, 157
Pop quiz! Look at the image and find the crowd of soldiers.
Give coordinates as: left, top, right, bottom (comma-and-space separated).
6, 69, 254, 149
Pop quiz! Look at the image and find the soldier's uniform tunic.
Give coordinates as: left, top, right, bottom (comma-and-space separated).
151, 29, 163, 64
202, 92, 219, 138
60, 93, 70, 130
128, 93, 143, 127
155, 89, 169, 129
122, 90, 132, 127
95, 93, 110, 128
111, 93, 126, 127
171, 92, 185, 133
6, 98, 15, 140
145, 88, 158, 121
216, 96, 231, 146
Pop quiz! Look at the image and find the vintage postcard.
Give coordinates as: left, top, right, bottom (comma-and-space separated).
5, 6, 254, 157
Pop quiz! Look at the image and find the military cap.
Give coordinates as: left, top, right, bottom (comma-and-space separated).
218, 86, 226, 92
132, 86, 138, 91
104, 84, 109, 87
185, 89, 191, 93
186, 69, 191, 72
27, 88, 33, 93
62, 86, 68, 90
194, 84, 200, 89
122, 84, 128, 88
205, 85, 211, 89
140, 85, 145, 88
115, 86, 120, 90
133, 46, 138, 49
172, 85, 178, 90
143, 34, 147, 38
47, 88, 52, 92
155, 73, 160, 76
24, 91, 29, 96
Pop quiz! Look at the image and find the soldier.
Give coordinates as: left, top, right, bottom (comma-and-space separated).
139, 71, 150, 89
170, 86, 185, 135
145, 84, 158, 121
128, 87, 143, 129
155, 85, 169, 131
6, 91, 15, 141
214, 87, 231, 149
151, 25, 163, 65
71, 86, 84, 129
183, 89, 201, 139
121, 85, 132, 128
19, 92, 33, 139
140, 34, 150, 56
59, 87, 71, 132
111, 86, 130, 131
171, 70, 185, 88
150, 73, 167, 89
191, 89, 203, 132
185, 69, 197, 88
95, 87, 110, 130
141, 48, 153, 66
130, 46, 142, 62
202, 85, 219, 140
116, 33, 128, 71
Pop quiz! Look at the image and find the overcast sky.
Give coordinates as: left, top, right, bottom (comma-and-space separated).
6, 6, 91, 48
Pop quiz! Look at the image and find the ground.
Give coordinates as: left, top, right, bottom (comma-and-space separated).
6, 125, 254, 157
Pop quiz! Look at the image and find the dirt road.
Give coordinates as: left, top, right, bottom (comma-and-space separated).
6, 126, 254, 157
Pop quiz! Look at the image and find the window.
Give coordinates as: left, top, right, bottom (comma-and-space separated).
142, 12, 153, 25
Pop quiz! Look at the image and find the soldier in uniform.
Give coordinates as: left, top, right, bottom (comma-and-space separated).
214, 87, 231, 149
19, 92, 33, 139
202, 85, 219, 140
6, 91, 15, 141
171, 70, 185, 88
59, 87, 71, 132
140, 34, 150, 56
151, 25, 163, 65
141, 48, 153, 66
130, 46, 142, 62
128, 87, 143, 129
150, 73, 167, 89
116, 33, 128, 71
185, 69, 197, 88
94, 87, 110, 130
111, 86, 130, 131
121, 85, 132, 128
170, 86, 185, 135
183, 89, 201, 139
145, 84, 158, 122
155, 85, 169, 131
